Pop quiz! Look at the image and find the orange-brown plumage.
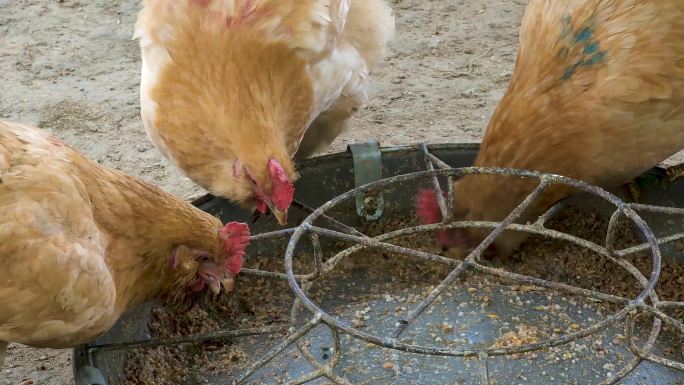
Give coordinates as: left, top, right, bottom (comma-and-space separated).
136, 0, 394, 224
417, 0, 684, 255
149, 26, 312, 209
0, 121, 249, 359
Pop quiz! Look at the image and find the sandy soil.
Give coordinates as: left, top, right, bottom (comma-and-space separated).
0, 0, 526, 383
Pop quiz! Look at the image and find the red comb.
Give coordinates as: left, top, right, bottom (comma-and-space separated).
219, 222, 250, 275
436, 228, 471, 248
415, 189, 469, 248
267, 159, 295, 211
415, 189, 445, 225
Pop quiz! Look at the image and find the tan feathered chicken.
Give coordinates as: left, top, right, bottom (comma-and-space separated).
0, 121, 249, 365
417, 0, 684, 256
135, 0, 395, 224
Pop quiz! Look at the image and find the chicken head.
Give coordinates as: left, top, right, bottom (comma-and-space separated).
236, 158, 295, 225
415, 188, 477, 257
172, 222, 250, 297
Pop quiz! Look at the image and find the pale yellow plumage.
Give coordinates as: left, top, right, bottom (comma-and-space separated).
420, 0, 684, 255
0, 123, 116, 348
0, 121, 239, 363
134, 0, 394, 219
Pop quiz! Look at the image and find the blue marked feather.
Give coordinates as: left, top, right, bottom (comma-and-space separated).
559, 15, 607, 80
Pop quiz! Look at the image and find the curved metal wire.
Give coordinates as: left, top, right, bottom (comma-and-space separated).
95, 146, 684, 385
235, 149, 682, 385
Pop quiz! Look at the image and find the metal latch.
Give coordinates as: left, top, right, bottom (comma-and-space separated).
348, 141, 384, 221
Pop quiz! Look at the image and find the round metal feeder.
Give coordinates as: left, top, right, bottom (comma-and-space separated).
73, 143, 684, 385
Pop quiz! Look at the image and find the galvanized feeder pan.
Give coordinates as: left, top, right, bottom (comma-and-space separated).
73, 143, 684, 385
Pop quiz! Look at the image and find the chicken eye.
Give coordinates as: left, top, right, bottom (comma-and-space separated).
195, 253, 212, 262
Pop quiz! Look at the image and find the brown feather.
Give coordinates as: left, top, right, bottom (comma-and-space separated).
136, 0, 394, 211
0, 121, 226, 348
451, 0, 684, 255
149, 10, 314, 202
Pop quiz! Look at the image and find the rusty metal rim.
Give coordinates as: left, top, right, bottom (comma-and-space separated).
269, 165, 666, 385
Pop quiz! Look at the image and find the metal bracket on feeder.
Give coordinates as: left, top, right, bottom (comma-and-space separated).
75, 366, 108, 385
348, 140, 384, 221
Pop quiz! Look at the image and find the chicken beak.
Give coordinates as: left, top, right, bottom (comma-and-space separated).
207, 276, 221, 296
272, 209, 288, 225
264, 200, 288, 225
206, 275, 235, 296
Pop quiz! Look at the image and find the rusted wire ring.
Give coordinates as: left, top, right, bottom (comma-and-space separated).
283, 167, 663, 357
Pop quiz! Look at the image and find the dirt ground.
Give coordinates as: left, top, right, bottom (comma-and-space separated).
0, 0, 526, 383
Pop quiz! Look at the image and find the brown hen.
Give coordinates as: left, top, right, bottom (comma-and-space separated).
135, 0, 395, 224
0, 121, 249, 365
418, 0, 684, 256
